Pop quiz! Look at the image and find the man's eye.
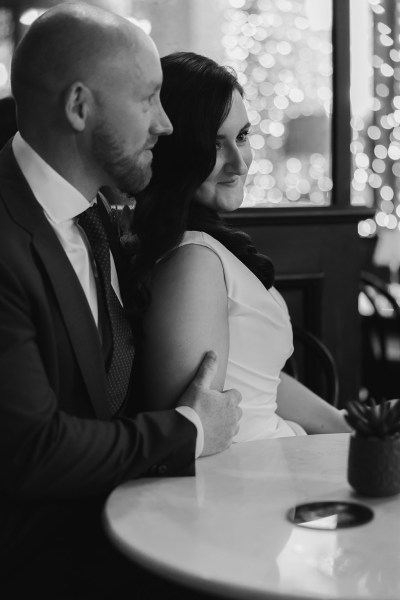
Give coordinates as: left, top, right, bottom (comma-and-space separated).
145, 91, 158, 105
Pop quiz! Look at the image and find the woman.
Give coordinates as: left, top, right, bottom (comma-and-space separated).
125, 51, 350, 441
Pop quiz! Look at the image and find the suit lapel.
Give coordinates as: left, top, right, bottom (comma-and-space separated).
0, 142, 112, 419
33, 224, 112, 419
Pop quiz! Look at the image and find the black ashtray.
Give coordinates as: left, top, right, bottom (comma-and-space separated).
287, 501, 374, 530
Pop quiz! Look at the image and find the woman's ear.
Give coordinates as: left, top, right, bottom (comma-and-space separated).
64, 81, 91, 132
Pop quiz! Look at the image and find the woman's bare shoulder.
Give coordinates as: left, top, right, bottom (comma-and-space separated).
151, 241, 225, 296
141, 241, 229, 407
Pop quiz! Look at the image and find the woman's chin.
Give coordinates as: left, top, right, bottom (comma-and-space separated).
219, 196, 244, 212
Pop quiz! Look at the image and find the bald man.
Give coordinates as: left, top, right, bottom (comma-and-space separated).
0, 3, 241, 598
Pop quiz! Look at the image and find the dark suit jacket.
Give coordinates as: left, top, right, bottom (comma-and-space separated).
0, 141, 196, 576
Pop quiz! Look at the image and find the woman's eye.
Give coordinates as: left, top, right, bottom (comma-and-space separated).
237, 130, 250, 143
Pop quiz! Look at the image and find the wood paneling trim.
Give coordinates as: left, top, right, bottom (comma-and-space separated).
332, 0, 351, 208
225, 206, 375, 226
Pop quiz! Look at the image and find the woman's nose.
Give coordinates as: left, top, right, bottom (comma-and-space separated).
225, 146, 249, 176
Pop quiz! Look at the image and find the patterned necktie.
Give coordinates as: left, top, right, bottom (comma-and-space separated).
79, 203, 134, 415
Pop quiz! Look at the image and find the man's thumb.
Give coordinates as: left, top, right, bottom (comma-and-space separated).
193, 351, 218, 389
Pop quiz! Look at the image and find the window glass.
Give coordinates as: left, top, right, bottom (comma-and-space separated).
352, 0, 400, 240
0, 8, 13, 98
147, 0, 333, 208
9, 0, 334, 209
220, 0, 333, 207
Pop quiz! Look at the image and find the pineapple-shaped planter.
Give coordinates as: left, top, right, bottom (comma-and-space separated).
345, 397, 400, 497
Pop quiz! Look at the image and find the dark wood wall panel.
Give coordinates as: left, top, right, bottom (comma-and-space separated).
275, 274, 324, 335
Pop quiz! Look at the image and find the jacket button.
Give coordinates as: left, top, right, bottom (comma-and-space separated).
158, 465, 167, 474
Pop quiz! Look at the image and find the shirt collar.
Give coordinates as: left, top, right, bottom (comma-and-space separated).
12, 132, 93, 224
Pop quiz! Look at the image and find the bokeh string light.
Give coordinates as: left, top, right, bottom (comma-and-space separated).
0, 8, 13, 98
354, 0, 400, 239
221, 0, 333, 207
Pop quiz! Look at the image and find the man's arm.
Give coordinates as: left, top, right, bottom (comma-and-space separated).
0, 253, 241, 500
0, 256, 196, 500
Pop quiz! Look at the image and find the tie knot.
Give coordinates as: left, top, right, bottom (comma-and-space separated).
79, 204, 108, 246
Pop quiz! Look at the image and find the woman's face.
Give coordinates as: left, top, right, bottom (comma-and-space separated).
194, 89, 252, 212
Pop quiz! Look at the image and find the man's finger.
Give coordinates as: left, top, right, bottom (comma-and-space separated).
223, 388, 242, 406
193, 350, 218, 389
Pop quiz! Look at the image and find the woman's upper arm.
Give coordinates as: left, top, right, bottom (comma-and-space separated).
141, 244, 229, 410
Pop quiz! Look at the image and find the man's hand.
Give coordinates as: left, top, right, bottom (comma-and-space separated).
177, 351, 242, 456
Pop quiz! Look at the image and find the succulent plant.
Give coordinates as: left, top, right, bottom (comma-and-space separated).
345, 397, 400, 439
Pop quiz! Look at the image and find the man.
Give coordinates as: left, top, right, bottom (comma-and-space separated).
0, 3, 241, 598
0, 96, 17, 148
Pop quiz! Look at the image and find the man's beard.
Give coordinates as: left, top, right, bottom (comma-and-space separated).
92, 120, 152, 195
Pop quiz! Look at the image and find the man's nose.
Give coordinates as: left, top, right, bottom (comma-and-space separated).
151, 100, 173, 137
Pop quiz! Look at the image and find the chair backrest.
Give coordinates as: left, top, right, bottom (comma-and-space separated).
359, 271, 400, 362
360, 271, 400, 320
284, 325, 339, 407
359, 271, 400, 401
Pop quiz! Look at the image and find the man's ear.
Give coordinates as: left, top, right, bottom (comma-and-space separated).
64, 82, 92, 132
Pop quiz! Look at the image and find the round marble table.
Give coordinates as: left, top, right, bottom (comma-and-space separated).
103, 433, 400, 599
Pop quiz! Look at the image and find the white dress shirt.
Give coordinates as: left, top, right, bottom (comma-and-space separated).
12, 132, 203, 457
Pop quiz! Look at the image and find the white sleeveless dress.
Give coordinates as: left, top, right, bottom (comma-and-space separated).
178, 231, 306, 442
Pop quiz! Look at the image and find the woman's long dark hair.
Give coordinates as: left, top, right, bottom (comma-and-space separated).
124, 52, 274, 322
